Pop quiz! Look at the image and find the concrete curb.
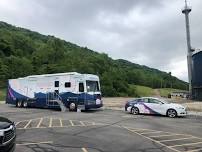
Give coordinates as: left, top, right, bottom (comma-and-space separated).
188, 111, 202, 116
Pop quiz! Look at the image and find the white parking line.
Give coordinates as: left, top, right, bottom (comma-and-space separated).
24, 120, 32, 129
160, 137, 197, 142
37, 118, 43, 128
49, 118, 52, 127
80, 121, 85, 126
186, 148, 202, 152
149, 134, 190, 138
69, 120, 74, 126
141, 131, 162, 135
15, 122, 20, 126
17, 141, 53, 146
60, 118, 63, 127
124, 126, 180, 152
81, 148, 89, 152
169, 141, 202, 148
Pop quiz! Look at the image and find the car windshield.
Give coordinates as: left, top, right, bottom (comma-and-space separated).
86, 81, 100, 92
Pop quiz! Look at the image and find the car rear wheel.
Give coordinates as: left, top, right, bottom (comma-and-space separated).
167, 109, 177, 118
131, 107, 139, 115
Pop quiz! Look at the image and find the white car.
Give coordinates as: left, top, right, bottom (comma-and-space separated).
127, 97, 187, 118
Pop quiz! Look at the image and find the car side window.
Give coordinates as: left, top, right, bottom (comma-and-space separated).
149, 99, 161, 104
137, 99, 142, 102
142, 98, 149, 103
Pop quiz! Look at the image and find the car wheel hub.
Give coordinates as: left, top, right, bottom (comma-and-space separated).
168, 110, 176, 117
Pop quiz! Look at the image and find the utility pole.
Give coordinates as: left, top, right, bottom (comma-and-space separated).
182, 0, 192, 97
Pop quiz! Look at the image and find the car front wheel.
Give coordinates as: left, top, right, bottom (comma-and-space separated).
167, 109, 177, 118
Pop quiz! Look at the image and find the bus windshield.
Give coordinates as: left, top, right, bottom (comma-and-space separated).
86, 81, 100, 92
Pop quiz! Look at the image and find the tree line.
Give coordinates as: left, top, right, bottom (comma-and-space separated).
0, 21, 188, 96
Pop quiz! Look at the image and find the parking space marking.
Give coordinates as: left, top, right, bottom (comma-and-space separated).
15, 122, 20, 126
24, 119, 32, 129
169, 141, 202, 148
80, 121, 85, 126
16, 141, 53, 146
69, 120, 74, 126
140, 131, 163, 135
81, 148, 89, 152
187, 148, 202, 152
149, 134, 191, 138
37, 118, 43, 128
49, 117, 53, 127
160, 137, 197, 142
124, 126, 180, 152
125, 127, 152, 132
16, 117, 107, 130
60, 118, 63, 127
123, 126, 202, 152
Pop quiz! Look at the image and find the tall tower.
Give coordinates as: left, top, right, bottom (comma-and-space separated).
182, 0, 192, 97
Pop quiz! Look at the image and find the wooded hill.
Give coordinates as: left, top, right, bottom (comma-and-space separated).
0, 21, 188, 96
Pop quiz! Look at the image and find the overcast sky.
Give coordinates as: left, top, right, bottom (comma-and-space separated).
0, 0, 202, 82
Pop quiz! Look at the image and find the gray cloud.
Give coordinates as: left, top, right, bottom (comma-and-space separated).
0, 0, 202, 81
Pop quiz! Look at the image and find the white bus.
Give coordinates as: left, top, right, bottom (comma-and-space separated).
6, 72, 103, 111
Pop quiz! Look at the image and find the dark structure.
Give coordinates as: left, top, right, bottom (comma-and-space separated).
182, 0, 193, 97
192, 51, 202, 100
182, 1, 202, 101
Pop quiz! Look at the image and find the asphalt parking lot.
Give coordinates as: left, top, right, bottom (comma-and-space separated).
1, 104, 202, 152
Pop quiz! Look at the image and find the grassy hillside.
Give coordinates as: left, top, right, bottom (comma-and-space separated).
131, 85, 155, 97
0, 21, 188, 97
0, 88, 6, 101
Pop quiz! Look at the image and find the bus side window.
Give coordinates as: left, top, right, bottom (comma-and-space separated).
55, 81, 59, 87
79, 83, 84, 92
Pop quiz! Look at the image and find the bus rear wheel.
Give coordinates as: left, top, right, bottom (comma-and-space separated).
16, 101, 22, 108
23, 101, 28, 108
69, 102, 77, 111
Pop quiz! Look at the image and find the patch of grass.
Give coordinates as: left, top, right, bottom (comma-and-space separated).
134, 85, 155, 97
0, 88, 6, 101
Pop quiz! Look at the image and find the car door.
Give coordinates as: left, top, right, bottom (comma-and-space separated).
146, 98, 166, 115
140, 98, 151, 114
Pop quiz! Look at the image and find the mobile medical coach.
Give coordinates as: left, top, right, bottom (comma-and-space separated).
6, 72, 103, 111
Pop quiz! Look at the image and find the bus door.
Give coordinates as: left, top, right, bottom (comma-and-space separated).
78, 82, 85, 107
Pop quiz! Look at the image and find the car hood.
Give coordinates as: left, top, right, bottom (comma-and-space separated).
0, 117, 12, 129
167, 103, 185, 109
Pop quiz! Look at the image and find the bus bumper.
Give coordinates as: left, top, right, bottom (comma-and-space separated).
85, 104, 103, 110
